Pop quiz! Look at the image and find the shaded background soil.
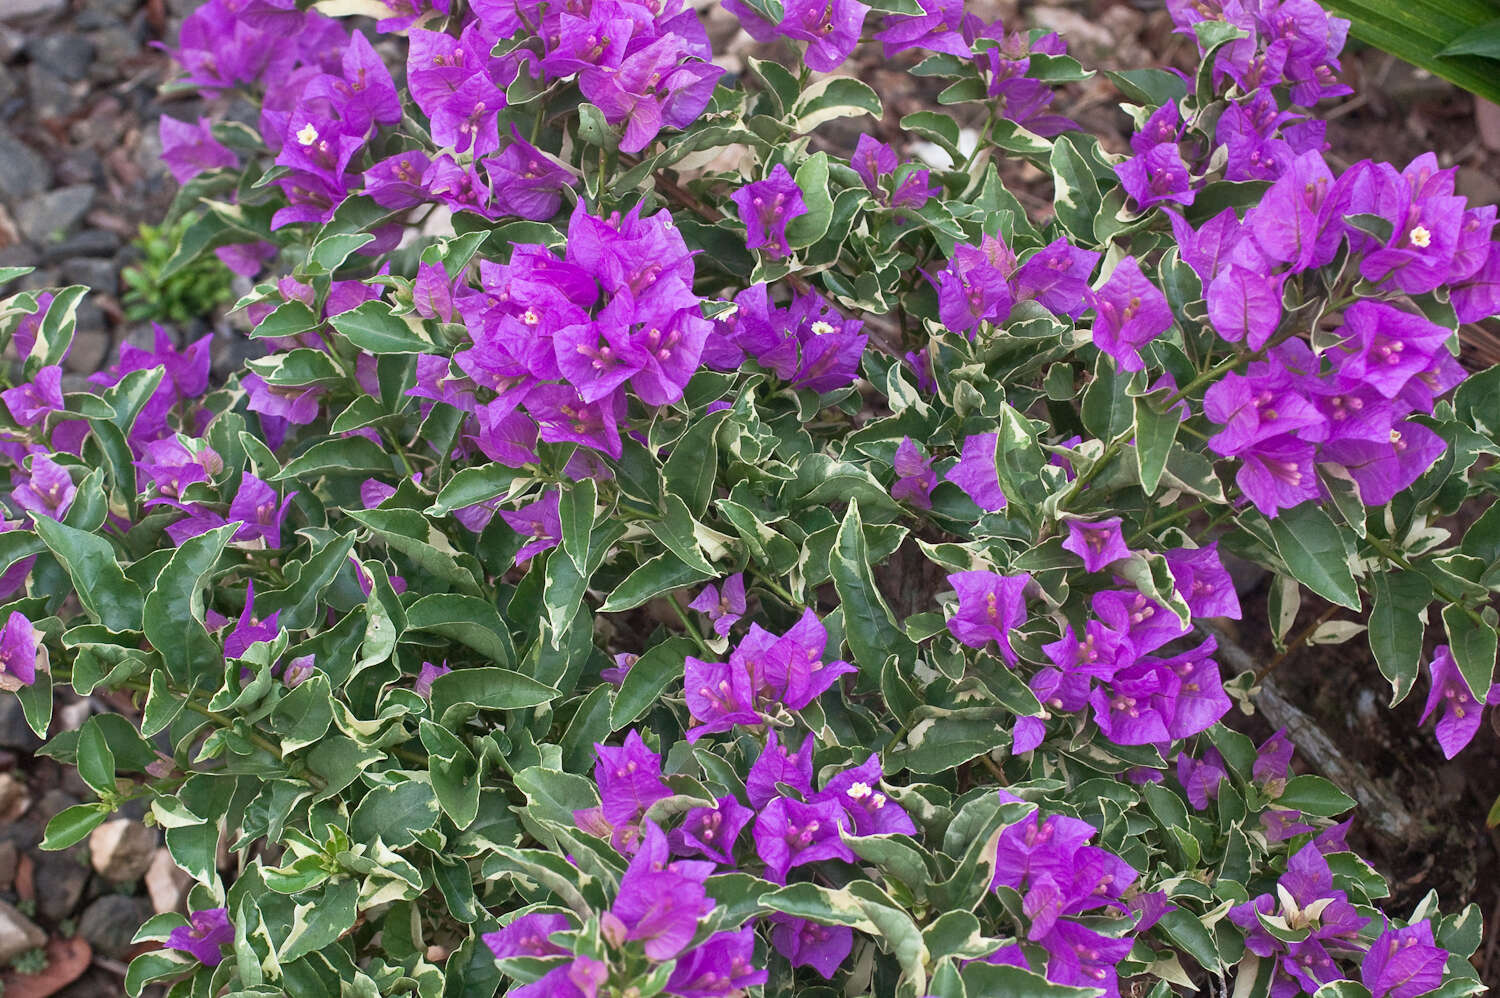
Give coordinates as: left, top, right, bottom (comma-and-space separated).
0, 0, 1495, 993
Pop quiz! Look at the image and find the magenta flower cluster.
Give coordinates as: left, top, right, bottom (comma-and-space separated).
683, 610, 857, 740
985, 794, 1156, 998
557, 725, 919, 985
940, 545, 1239, 755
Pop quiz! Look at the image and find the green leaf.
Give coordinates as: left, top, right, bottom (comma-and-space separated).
577, 102, 620, 150
1049, 135, 1103, 243
269, 674, 335, 753
41, 802, 110, 850
1368, 571, 1432, 704
428, 667, 559, 719
142, 523, 236, 685
786, 152, 834, 249
843, 833, 933, 900
901, 111, 962, 161
1133, 393, 1179, 496
543, 548, 589, 643
424, 229, 491, 280
646, 494, 716, 576
1321, 0, 1500, 106
895, 710, 1011, 774
33, 516, 145, 632
761, 882, 881, 931
1158, 907, 1222, 972
598, 551, 713, 612
256, 347, 341, 386
1278, 774, 1357, 816
350, 781, 439, 849
16, 666, 51, 738
611, 636, 695, 730
345, 507, 484, 596
1441, 16, 1500, 58
1103, 68, 1188, 105
329, 300, 432, 353
125, 951, 193, 997
1081, 353, 1133, 442
1267, 505, 1360, 610
329, 395, 387, 433
139, 666, 186, 735
272, 436, 396, 480
269, 535, 359, 630
308, 233, 376, 273
1441, 602, 1498, 701
420, 719, 481, 829
305, 735, 383, 802
263, 855, 331, 895
560, 478, 597, 574
30, 285, 88, 370
793, 76, 883, 130
77, 717, 117, 796
560, 683, 614, 773
831, 501, 917, 675
430, 464, 517, 515
404, 594, 516, 667
662, 407, 730, 517
960, 961, 1100, 998
279, 879, 358, 963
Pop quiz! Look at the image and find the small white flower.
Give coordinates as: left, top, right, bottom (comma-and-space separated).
296, 123, 319, 147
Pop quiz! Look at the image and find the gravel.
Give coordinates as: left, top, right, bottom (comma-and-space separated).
0, 0, 68, 23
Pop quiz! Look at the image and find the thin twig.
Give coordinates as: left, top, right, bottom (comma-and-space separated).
978, 753, 1008, 785
1254, 603, 1341, 683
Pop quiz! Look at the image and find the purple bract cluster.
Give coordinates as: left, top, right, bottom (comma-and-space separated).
683, 610, 857, 740
703, 284, 868, 393
941, 546, 1237, 753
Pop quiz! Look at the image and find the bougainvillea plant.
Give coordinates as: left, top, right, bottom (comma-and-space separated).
0, 0, 1496, 994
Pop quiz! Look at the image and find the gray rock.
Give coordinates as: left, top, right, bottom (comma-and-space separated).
78, 894, 152, 959
27, 64, 79, 119
144, 848, 189, 914
0, 66, 16, 107
33, 788, 81, 826
0, 126, 53, 201
0, 0, 67, 23
34, 848, 90, 921
42, 229, 120, 262
89, 818, 158, 884
0, 246, 32, 270
0, 697, 41, 752
0, 771, 28, 820
27, 34, 95, 82
16, 184, 96, 244
0, 898, 45, 964
0, 25, 24, 60
61, 257, 118, 296
212, 326, 261, 381
0, 840, 16, 890
56, 148, 102, 187
86, 26, 145, 77
17, 266, 61, 292
62, 326, 110, 375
